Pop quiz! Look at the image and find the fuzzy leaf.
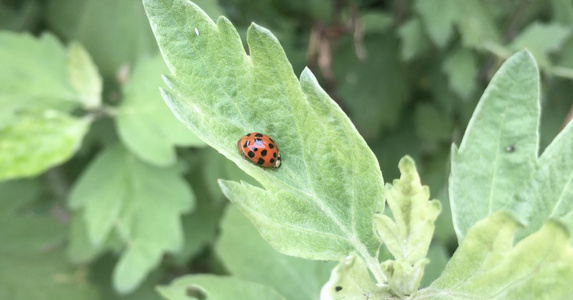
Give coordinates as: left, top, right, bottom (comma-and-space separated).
143, 0, 385, 276
511, 121, 573, 241
116, 54, 205, 166
67, 41, 102, 109
68, 143, 194, 293
417, 212, 573, 299
156, 275, 287, 300
374, 156, 441, 295
217, 205, 334, 300
449, 50, 540, 242
0, 109, 90, 180
320, 254, 391, 299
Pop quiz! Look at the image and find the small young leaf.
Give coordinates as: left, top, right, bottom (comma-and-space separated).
144, 0, 385, 280
320, 254, 392, 299
418, 212, 573, 299
116, 54, 205, 167
156, 275, 287, 300
67, 41, 102, 109
449, 50, 540, 242
0, 109, 90, 181
68, 144, 194, 293
374, 156, 441, 295
453, 0, 501, 49
397, 18, 430, 61
217, 205, 334, 300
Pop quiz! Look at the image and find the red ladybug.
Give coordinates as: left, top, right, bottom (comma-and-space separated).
237, 132, 281, 168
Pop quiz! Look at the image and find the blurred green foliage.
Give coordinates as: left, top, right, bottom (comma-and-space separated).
0, 0, 572, 298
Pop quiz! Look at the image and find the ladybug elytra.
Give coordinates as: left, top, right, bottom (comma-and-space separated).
237, 132, 281, 168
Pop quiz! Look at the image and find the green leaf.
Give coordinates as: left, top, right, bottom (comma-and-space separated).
46, 0, 158, 76
333, 34, 406, 137
414, 103, 454, 141
374, 156, 441, 295
116, 54, 205, 166
511, 121, 573, 241
67, 42, 102, 109
509, 22, 572, 68
417, 212, 573, 299
397, 18, 430, 61
414, 0, 456, 48
453, 0, 501, 49
419, 243, 449, 288
0, 109, 90, 181
320, 254, 392, 299
217, 205, 334, 300
449, 50, 540, 242
442, 48, 478, 100
144, 0, 385, 281
68, 143, 194, 293
156, 275, 287, 300
0, 32, 79, 127
0, 180, 99, 300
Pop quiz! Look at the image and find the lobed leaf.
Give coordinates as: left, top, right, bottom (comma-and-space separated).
509, 22, 572, 68
68, 143, 194, 293
510, 121, 573, 241
143, 0, 384, 271
449, 50, 540, 242
417, 212, 573, 299
67, 41, 102, 109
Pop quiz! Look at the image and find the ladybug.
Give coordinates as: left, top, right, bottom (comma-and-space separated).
237, 132, 281, 168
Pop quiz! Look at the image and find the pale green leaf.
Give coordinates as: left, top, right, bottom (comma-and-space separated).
0, 32, 79, 127
217, 205, 334, 300
417, 212, 573, 299
449, 50, 540, 242
397, 18, 429, 61
67, 42, 102, 109
46, 0, 158, 76
116, 54, 205, 167
0, 180, 99, 300
157, 275, 287, 300
414, 0, 456, 48
419, 243, 449, 288
68, 143, 194, 293
509, 22, 572, 68
453, 0, 501, 49
511, 121, 573, 241
144, 0, 385, 282
442, 48, 478, 100
374, 156, 441, 295
320, 254, 391, 299
0, 109, 90, 181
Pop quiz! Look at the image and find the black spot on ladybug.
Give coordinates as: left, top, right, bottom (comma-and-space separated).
335, 286, 342, 292
252, 147, 258, 152
268, 143, 274, 149
260, 150, 267, 157
255, 133, 263, 137
270, 158, 275, 163
257, 158, 265, 165
273, 152, 277, 158
246, 133, 251, 136
506, 145, 515, 152
243, 141, 250, 148
248, 151, 255, 158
